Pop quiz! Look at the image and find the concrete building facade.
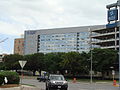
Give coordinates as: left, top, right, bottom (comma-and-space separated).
91, 26, 119, 50
24, 25, 105, 55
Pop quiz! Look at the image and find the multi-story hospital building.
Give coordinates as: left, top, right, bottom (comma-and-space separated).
24, 25, 105, 55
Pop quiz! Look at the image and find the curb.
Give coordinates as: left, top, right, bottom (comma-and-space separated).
0, 85, 37, 90
69, 81, 113, 84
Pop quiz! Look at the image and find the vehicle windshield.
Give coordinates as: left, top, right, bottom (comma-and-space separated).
50, 75, 64, 80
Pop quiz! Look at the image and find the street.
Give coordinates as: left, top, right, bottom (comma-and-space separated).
22, 78, 119, 90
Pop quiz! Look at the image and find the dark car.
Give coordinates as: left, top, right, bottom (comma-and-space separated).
46, 74, 68, 90
37, 75, 48, 82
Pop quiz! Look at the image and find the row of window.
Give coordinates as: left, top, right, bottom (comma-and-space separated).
38, 47, 90, 52
37, 32, 91, 53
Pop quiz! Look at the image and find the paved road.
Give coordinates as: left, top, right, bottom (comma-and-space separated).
22, 79, 119, 90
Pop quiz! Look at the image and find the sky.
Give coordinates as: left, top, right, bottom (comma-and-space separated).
0, 0, 116, 54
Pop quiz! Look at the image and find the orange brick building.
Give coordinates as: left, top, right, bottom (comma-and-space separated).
14, 38, 24, 55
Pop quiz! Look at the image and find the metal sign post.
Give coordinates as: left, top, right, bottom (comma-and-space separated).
19, 60, 27, 89
112, 70, 115, 81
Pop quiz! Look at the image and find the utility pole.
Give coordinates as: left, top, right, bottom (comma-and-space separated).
89, 28, 93, 84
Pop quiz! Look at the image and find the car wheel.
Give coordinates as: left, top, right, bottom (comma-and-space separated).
46, 85, 49, 90
39, 80, 41, 82
46, 87, 48, 90
64, 88, 67, 90
48, 87, 51, 90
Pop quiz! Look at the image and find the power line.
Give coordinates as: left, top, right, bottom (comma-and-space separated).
0, 38, 8, 43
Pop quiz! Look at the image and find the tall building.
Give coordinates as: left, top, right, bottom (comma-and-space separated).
24, 25, 105, 55
14, 38, 24, 55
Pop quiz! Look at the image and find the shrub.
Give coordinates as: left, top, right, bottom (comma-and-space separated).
0, 74, 4, 85
0, 71, 20, 84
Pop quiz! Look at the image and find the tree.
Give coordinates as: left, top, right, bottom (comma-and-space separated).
24, 53, 45, 76
44, 52, 64, 74
90, 48, 118, 79
80, 52, 90, 74
0, 62, 5, 70
3, 54, 23, 70
60, 52, 86, 77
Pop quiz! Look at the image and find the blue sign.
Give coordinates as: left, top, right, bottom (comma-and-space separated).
106, 22, 117, 28
108, 8, 118, 22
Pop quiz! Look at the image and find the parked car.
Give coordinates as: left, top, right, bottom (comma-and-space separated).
37, 75, 48, 82
46, 74, 68, 90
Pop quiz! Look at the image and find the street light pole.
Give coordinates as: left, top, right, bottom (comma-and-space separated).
89, 27, 93, 84
90, 44, 93, 84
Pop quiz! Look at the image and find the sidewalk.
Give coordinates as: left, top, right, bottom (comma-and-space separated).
0, 85, 41, 90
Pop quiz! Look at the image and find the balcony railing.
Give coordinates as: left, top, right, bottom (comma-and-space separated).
101, 45, 119, 49
91, 31, 119, 38
91, 38, 119, 44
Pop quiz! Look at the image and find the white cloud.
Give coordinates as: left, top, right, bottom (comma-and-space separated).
0, 21, 24, 35
0, 0, 116, 35
0, 0, 117, 54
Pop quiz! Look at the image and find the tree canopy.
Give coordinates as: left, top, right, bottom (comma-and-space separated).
1, 48, 118, 78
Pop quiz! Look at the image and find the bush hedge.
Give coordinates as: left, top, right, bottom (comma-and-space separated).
0, 74, 4, 85
0, 71, 20, 85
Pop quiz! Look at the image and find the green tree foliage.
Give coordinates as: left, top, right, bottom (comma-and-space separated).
0, 73, 4, 85
44, 52, 64, 74
0, 62, 5, 70
3, 54, 23, 70
80, 52, 90, 74
1, 48, 118, 78
24, 53, 45, 75
60, 52, 87, 76
90, 48, 118, 78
